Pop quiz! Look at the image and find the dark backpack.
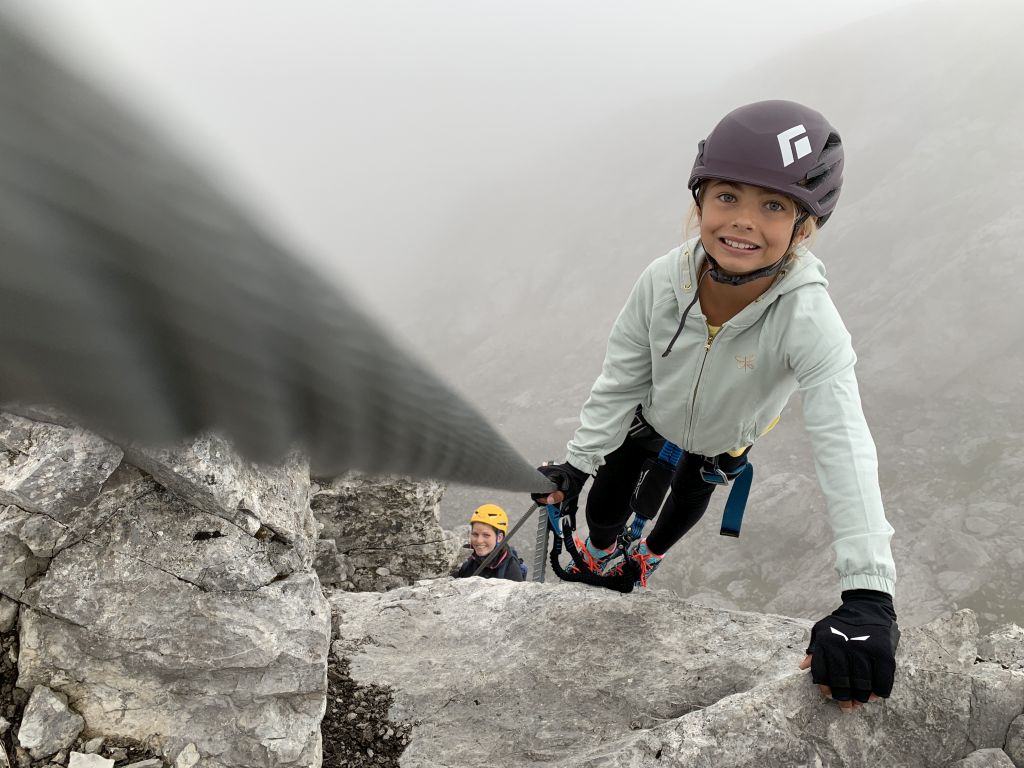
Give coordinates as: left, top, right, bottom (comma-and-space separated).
506, 545, 528, 579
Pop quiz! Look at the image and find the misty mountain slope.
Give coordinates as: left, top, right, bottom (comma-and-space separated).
405, 0, 1023, 406
652, 400, 1024, 630
421, 0, 1024, 630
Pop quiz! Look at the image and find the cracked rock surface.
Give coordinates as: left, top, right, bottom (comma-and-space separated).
329, 579, 1024, 768
312, 474, 461, 592
0, 412, 331, 768
16, 686, 83, 759
952, 749, 1016, 767
124, 435, 317, 558
1, 626, 164, 768
0, 413, 123, 523
1, 413, 124, 600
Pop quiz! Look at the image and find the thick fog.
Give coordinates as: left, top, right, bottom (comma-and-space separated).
15, 0, 1024, 629
11, 0, 926, 299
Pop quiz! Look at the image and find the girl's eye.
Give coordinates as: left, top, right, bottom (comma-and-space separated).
765, 200, 787, 212
716, 193, 736, 203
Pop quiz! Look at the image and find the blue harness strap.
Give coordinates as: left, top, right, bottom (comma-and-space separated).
547, 503, 564, 550
719, 460, 753, 537
658, 441, 683, 466
696, 449, 756, 538
635, 440, 758, 539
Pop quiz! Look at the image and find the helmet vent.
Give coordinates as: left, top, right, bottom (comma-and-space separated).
816, 134, 843, 166
803, 164, 829, 184
822, 131, 842, 151
694, 139, 706, 163
818, 187, 839, 208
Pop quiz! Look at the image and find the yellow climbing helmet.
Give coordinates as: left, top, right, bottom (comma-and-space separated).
469, 503, 508, 534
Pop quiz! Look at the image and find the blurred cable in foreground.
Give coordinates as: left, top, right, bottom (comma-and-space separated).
0, 11, 550, 493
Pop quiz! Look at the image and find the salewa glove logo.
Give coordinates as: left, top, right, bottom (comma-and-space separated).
830, 626, 871, 642
777, 124, 812, 167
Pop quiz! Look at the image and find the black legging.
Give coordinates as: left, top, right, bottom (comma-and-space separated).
585, 436, 750, 556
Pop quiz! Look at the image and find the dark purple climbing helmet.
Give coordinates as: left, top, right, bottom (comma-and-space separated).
688, 100, 844, 226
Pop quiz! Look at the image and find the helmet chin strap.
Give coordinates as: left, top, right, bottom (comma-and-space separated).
662, 209, 806, 358
699, 206, 809, 287
704, 251, 787, 286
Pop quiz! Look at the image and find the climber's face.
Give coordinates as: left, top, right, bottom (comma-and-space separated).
470, 522, 498, 557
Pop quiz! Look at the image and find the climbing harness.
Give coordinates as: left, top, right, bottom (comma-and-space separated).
545, 505, 641, 592
699, 453, 754, 538
496, 432, 756, 589
538, 438, 755, 591
619, 440, 682, 553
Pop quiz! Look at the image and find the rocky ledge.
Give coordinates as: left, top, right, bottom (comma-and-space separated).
5, 407, 1024, 768
329, 578, 1024, 768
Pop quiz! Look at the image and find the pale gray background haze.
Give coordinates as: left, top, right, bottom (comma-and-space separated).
13, 0, 1024, 629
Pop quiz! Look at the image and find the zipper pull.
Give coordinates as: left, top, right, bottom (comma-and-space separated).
704, 335, 713, 351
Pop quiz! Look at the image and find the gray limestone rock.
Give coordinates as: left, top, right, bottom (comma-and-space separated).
980, 625, 1024, 671
952, 749, 1016, 767
1, 459, 151, 606
173, 744, 199, 768
18, 566, 329, 768
68, 754, 114, 768
329, 580, 1024, 768
313, 538, 353, 587
16, 685, 84, 759
0, 405, 77, 431
0, 595, 17, 632
1007, 714, 1024, 768
0, 415, 127, 600
0, 413, 123, 520
124, 435, 316, 565
967, 664, 1024, 751
898, 607, 981, 670
5, 419, 329, 768
0, 505, 54, 599
331, 579, 813, 766
72, 484, 292, 592
312, 473, 459, 591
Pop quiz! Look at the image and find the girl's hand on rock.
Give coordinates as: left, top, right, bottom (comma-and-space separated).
799, 654, 880, 712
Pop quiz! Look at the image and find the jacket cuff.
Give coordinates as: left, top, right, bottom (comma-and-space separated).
564, 453, 600, 476
839, 572, 895, 597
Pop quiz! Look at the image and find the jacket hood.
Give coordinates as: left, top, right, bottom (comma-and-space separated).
673, 237, 830, 331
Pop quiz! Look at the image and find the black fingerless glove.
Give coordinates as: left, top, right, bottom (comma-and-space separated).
807, 589, 900, 702
530, 461, 589, 504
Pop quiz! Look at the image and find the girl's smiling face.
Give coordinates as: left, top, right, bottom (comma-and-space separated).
698, 181, 805, 275
470, 522, 499, 557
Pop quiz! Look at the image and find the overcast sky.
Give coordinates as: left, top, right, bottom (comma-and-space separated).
10, 0, 932, 299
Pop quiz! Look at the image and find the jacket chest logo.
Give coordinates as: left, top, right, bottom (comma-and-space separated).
735, 355, 755, 370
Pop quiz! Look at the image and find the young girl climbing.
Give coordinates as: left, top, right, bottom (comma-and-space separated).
532, 100, 898, 710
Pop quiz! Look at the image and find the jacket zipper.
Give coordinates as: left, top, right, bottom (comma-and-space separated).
686, 329, 717, 444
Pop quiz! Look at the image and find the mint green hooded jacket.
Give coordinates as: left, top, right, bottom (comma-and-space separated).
565, 238, 896, 595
